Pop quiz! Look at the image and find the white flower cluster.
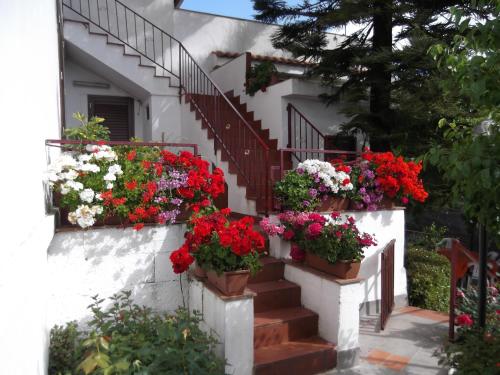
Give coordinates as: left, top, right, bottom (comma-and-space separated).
44, 144, 119, 228
297, 159, 353, 194
68, 204, 103, 228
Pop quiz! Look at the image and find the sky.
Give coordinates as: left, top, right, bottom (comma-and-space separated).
181, 0, 259, 20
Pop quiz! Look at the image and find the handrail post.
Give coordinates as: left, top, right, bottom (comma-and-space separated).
449, 239, 457, 341
287, 103, 292, 148
178, 44, 182, 103
265, 149, 270, 216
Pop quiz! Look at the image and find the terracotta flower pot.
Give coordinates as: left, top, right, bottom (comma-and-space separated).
378, 196, 396, 210
193, 263, 207, 279
305, 252, 362, 279
206, 269, 250, 296
316, 196, 350, 212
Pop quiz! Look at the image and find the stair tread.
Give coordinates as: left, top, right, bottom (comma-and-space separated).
255, 307, 318, 327
254, 337, 336, 366
247, 280, 299, 294
259, 256, 283, 266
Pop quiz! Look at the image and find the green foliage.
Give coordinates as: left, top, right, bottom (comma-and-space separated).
245, 61, 277, 96
48, 291, 225, 375
253, 0, 495, 153
406, 247, 450, 312
65, 113, 110, 141
427, 1, 500, 244
49, 322, 82, 375
274, 170, 320, 211
439, 286, 500, 374
409, 223, 448, 249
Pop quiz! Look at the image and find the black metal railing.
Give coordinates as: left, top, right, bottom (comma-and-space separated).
62, 0, 271, 213
287, 103, 325, 162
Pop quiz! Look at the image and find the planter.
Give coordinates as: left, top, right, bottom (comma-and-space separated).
305, 252, 362, 279
193, 263, 207, 279
378, 196, 396, 210
206, 269, 250, 296
317, 196, 350, 212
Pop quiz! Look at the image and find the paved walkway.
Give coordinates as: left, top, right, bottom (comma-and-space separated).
325, 307, 449, 374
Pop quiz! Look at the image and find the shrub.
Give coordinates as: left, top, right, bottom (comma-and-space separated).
48, 291, 225, 375
64, 112, 110, 141
406, 246, 450, 312
49, 322, 82, 375
439, 286, 500, 374
245, 61, 277, 96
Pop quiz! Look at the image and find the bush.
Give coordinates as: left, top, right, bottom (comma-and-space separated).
406, 247, 450, 312
48, 291, 225, 375
439, 286, 500, 374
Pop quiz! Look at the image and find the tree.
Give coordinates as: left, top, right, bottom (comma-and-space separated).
253, 0, 494, 154
427, 0, 499, 243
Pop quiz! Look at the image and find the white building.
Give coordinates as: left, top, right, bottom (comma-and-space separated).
0, 1, 406, 374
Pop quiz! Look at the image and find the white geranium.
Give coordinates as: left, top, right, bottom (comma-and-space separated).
104, 173, 116, 181
78, 154, 92, 163
67, 204, 103, 228
79, 163, 100, 173
106, 183, 114, 189
61, 180, 84, 194
62, 169, 79, 181
296, 159, 353, 194
108, 164, 123, 175
79, 188, 95, 203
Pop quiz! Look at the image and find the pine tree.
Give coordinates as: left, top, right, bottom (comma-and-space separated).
253, 0, 493, 154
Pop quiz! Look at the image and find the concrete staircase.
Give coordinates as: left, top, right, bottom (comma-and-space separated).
248, 258, 337, 374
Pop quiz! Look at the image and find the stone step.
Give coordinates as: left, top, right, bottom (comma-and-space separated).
254, 337, 337, 375
254, 306, 318, 349
247, 280, 301, 313
249, 257, 285, 284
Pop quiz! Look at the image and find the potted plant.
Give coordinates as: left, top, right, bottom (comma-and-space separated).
245, 61, 278, 96
274, 159, 353, 212
360, 149, 428, 208
261, 211, 376, 279
170, 207, 266, 296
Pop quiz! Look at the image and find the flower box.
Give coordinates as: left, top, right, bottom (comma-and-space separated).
193, 263, 207, 279
206, 269, 250, 296
305, 252, 362, 279
316, 196, 350, 212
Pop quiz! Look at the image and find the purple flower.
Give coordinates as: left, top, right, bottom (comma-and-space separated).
170, 198, 183, 206
303, 200, 311, 207
308, 188, 318, 198
158, 209, 181, 224
318, 184, 328, 192
296, 168, 304, 175
359, 187, 366, 194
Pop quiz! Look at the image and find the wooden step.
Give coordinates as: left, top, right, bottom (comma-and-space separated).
254, 337, 337, 375
249, 257, 284, 284
248, 280, 301, 313
254, 307, 318, 349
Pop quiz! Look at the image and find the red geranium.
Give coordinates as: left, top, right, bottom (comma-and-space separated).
170, 244, 194, 274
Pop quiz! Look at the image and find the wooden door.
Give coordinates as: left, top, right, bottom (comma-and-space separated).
88, 95, 134, 141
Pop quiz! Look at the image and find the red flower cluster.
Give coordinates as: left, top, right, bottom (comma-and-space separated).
455, 313, 474, 327
170, 209, 265, 274
362, 150, 428, 203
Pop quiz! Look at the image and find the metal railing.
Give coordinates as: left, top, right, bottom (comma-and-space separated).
287, 103, 326, 162
62, 0, 271, 214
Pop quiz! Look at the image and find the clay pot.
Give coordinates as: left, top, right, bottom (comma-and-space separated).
206, 269, 250, 296
305, 252, 362, 279
316, 196, 350, 212
193, 263, 207, 279
378, 196, 396, 210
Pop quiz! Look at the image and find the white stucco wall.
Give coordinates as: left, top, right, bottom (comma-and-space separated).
269, 209, 407, 305
0, 0, 61, 373
189, 278, 254, 375
47, 225, 188, 327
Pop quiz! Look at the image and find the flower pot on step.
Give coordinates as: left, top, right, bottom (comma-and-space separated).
206, 269, 250, 296
193, 263, 207, 279
305, 252, 362, 279
317, 196, 350, 212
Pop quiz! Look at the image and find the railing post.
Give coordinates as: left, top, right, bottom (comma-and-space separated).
287, 103, 292, 148
265, 149, 270, 216
449, 240, 457, 341
178, 44, 182, 103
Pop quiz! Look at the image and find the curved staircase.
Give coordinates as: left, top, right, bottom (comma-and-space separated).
249, 258, 337, 374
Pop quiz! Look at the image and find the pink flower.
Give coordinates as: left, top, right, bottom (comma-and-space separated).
283, 229, 295, 240
290, 245, 305, 262
455, 313, 474, 327
456, 290, 465, 298
259, 217, 285, 236
331, 211, 340, 219
306, 223, 323, 238
401, 196, 409, 204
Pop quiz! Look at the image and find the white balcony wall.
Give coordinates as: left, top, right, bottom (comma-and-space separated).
0, 0, 62, 373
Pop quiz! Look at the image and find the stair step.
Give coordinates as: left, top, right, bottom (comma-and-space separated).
254, 337, 337, 375
248, 280, 301, 313
249, 257, 284, 284
254, 307, 318, 349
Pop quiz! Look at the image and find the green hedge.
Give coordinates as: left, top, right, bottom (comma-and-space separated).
406, 246, 450, 312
